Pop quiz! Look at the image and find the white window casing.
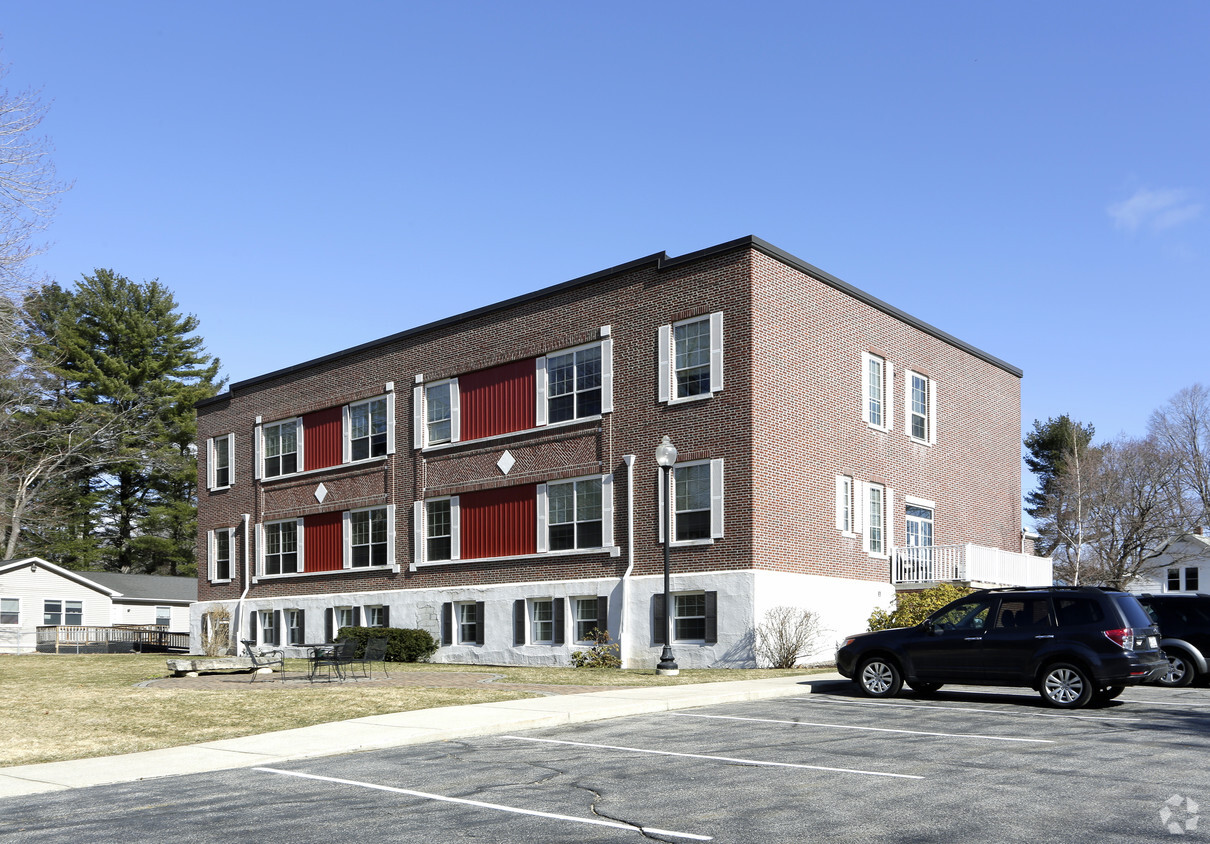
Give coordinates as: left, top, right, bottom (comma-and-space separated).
710, 311, 724, 392
341, 404, 352, 464
342, 511, 352, 569
385, 389, 396, 454
412, 500, 423, 566
207, 529, 216, 581
295, 517, 305, 568
657, 323, 671, 404
601, 473, 614, 547
836, 476, 855, 533
206, 438, 215, 489
449, 496, 460, 561
886, 362, 895, 432
449, 380, 461, 443
412, 384, 424, 450
253, 424, 263, 480
254, 522, 264, 576
535, 357, 548, 426
386, 503, 397, 568
710, 458, 724, 538
536, 483, 549, 553
928, 379, 937, 445
885, 487, 894, 550
601, 337, 614, 414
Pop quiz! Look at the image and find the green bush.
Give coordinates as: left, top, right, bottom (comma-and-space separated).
336, 626, 439, 662
570, 629, 621, 668
867, 584, 972, 632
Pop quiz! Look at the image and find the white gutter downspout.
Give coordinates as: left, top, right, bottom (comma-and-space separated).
234, 513, 250, 653
619, 455, 636, 668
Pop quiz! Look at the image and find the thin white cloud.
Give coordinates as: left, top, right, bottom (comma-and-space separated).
1108, 187, 1203, 233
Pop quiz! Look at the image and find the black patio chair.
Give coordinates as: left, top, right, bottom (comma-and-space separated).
354, 637, 390, 679
310, 638, 357, 683
241, 639, 285, 683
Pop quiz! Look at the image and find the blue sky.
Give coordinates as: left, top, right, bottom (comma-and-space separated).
3, 3, 1207, 498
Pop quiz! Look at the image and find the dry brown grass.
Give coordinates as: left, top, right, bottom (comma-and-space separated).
0, 654, 826, 767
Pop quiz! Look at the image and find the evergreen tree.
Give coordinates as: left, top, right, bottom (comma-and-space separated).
24, 271, 222, 573
1023, 415, 1095, 522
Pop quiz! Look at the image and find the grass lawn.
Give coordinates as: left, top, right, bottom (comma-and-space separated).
0, 654, 826, 767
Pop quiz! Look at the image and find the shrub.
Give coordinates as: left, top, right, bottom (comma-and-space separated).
754, 606, 826, 668
336, 626, 439, 662
201, 607, 231, 657
867, 584, 972, 632
570, 629, 621, 668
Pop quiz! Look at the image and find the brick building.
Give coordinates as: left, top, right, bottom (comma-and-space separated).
193, 236, 1047, 667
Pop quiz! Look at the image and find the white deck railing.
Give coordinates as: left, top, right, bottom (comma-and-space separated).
892, 544, 1052, 587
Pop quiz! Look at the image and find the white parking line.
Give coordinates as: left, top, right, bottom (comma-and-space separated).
502, 735, 923, 779
255, 767, 712, 841
794, 697, 1143, 722
670, 712, 1054, 743
1117, 698, 1210, 707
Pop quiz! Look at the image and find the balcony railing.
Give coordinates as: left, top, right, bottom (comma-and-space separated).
892, 544, 1052, 588
35, 625, 189, 653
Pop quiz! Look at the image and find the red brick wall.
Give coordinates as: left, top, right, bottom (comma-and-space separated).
196, 241, 1020, 604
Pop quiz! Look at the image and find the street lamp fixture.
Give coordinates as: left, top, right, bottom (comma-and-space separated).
655, 435, 679, 675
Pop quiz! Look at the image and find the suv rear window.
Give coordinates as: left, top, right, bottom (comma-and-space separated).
1053, 596, 1105, 626
1112, 595, 1154, 628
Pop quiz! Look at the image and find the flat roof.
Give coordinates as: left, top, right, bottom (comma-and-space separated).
199, 235, 1021, 409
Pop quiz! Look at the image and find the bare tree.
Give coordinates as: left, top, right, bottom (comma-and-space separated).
1035, 433, 1095, 584
1080, 437, 1189, 589
754, 606, 827, 668
1149, 383, 1210, 527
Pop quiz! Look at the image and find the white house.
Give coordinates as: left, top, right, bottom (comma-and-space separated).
0, 557, 197, 654
1128, 531, 1209, 595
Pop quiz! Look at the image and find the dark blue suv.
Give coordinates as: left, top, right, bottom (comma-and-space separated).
836, 587, 1168, 708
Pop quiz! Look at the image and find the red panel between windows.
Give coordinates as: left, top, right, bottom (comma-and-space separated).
461, 484, 537, 559
460, 358, 536, 440
304, 407, 342, 470
304, 511, 343, 572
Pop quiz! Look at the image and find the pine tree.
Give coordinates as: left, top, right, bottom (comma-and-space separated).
23, 271, 222, 572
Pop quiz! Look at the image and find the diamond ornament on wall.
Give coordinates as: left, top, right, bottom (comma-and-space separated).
314, 483, 329, 503
497, 450, 515, 475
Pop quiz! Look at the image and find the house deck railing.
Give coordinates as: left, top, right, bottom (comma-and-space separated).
35, 625, 189, 653
892, 544, 1053, 588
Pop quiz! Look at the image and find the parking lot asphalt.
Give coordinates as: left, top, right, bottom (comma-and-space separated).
3, 681, 1209, 843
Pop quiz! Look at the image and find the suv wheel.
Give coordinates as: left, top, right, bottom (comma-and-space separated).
857, 657, 903, 698
1040, 663, 1093, 709
1157, 650, 1196, 688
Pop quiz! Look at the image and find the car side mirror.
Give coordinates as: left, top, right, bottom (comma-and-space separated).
922, 619, 936, 634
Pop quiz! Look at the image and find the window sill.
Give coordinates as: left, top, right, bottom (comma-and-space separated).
208, 485, 232, 493
253, 564, 399, 583
866, 423, 889, 433
665, 538, 715, 548
259, 456, 390, 485
666, 392, 715, 406
420, 416, 603, 453
908, 437, 932, 446
208, 578, 233, 585
412, 546, 619, 570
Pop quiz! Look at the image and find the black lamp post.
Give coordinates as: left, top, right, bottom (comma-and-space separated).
655, 435, 679, 675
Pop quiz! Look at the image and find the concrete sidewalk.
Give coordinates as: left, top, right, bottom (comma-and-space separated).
0, 673, 847, 799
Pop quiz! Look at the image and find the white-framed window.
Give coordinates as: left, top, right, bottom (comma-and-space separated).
861, 352, 892, 431
574, 597, 602, 643
547, 477, 603, 550
365, 605, 386, 628
261, 418, 301, 478
659, 459, 724, 545
335, 606, 356, 633
285, 609, 305, 645
658, 312, 723, 403
261, 518, 301, 575
867, 483, 886, 556
457, 602, 480, 644
414, 378, 459, 448
347, 395, 389, 461
905, 369, 936, 444
348, 506, 388, 568
259, 609, 277, 645
546, 344, 602, 423
43, 600, 83, 626
835, 475, 854, 535
530, 599, 554, 644
1, 597, 19, 625
156, 606, 171, 627
207, 434, 233, 490
416, 496, 459, 564
208, 527, 234, 582
905, 504, 934, 549
673, 593, 708, 642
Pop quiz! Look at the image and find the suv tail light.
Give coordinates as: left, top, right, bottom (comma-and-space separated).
1104, 628, 1133, 649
